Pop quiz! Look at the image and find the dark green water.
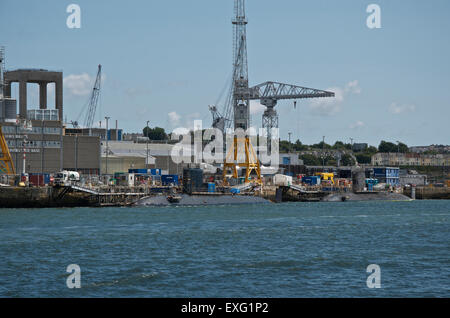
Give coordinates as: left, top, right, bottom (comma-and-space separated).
0, 200, 449, 297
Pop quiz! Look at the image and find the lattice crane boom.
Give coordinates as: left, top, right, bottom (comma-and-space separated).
248, 81, 335, 102
83, 64, 102, 129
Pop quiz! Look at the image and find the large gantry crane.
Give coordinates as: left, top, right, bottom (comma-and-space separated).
214, 0, 334, 184
248, 81, 334, 146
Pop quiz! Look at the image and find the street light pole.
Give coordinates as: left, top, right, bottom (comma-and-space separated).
146, 120, 149, 170
322, 136, 325, 171
288, 132, 292, 176
105, 116, 110, 175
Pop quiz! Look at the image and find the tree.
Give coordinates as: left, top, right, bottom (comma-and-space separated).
300, 154, 321, 166
311, 141, 331, 150
398, 142, 409, 153
355, 153, 372, 164
279, 140, 291, 153
293, 139, 308, 151
341, 154, 355, 166
378, 141, 398, 153
333, 141, 345, 149
378, 140, 408, 153
143, 126, 168, 140
366, 146, 378, 154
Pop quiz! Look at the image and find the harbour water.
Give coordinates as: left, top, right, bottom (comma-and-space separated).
0, 201, 449, 297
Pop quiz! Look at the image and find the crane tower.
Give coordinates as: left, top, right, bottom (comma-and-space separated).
217, 0, 335, 184
84, 64, 102, 129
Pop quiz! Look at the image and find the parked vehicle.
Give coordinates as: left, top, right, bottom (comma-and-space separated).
54, 171, 80, 186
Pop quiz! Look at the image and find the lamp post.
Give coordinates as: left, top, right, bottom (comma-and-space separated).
146, 120, 149, 169
105, 116, 110, 175
288, 132, 292, 176
322, 136, 325, 171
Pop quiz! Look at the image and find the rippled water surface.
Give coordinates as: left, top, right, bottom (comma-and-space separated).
0, 200, 449, 297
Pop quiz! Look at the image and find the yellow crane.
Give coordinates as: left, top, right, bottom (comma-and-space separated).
0, 124, 15, 174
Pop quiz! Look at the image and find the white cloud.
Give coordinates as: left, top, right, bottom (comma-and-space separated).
250, 100, 266, 115
172, 127, 190, 135
309, 86, 344, 115
63, 73, 94, 96
350, 120, 365, 129
168, 111, 181, 126
63, 71, 106, 98
389, 102, 416, 114
345, 80, 361, 94
308, 80, 360, 116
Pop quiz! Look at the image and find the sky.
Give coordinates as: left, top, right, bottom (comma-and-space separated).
1, 0, 449, 147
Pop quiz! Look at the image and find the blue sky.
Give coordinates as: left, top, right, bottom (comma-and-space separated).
1, 0, 449, 147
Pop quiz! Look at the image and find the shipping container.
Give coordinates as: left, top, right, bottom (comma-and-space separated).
161, 175, 179, 186
29, 173, 50, 186
208, 183, 216, 193
128, 169, 148, 174
302, 176, 321, 186
274, 174, 293, 186
183, 168, 203, 193
149, 169, 161, 175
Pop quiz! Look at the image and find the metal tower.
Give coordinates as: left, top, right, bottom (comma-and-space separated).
219, 0, 250, 132
0, 46, 5, 98
84, 64, 102, 129
0, 47, 15, 175
232, 0, 250, 131
74, 65, 102, 129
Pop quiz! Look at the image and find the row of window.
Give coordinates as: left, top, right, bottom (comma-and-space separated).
2, 126, 61, 135
6, 140, 61, 148
27, 110, 59, 121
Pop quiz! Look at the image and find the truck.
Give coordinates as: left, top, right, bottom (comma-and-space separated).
54, 171, 80, 186
274, 174, 293, 186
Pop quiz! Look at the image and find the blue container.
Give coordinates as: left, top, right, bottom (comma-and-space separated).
302, 176, 320, 185
368, 183, 374, 192
208, 183, 216, 193
128, 169, 148, 174
161, 175, 179, 186
149, 169, 161, 175
230, 188, 240, 194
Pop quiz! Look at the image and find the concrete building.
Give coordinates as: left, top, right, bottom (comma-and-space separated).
372, 152, 450, 167
1, 69, 100, 175
101, 141, 187, 175
400, 174, 427, 186
280, 153, 303, 166
4, 69, 63, 120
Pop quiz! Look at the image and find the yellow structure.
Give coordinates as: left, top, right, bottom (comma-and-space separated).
0, 125, 15, 174
315, 172, 335, 184
223, 136, 262, 185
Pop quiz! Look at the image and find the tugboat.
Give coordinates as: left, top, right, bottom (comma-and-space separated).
166, 194, 182, 204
